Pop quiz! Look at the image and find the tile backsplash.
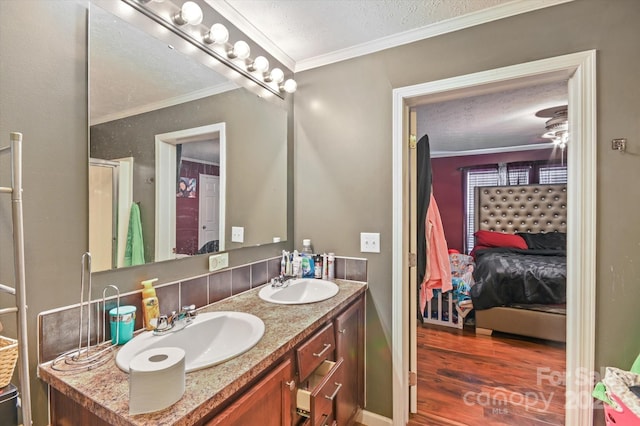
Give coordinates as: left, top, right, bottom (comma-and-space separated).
37, 255, 367, 364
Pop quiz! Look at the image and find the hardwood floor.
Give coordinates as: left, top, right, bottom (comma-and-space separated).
408, 324, 566, 426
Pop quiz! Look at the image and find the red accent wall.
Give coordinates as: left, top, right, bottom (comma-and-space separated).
176, 161, 219, 255
432, 149, 560, 253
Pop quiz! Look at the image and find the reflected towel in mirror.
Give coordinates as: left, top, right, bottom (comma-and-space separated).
124, 202, 145, 266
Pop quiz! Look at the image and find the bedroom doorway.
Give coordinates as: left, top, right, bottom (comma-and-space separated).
392, 50, 597, 426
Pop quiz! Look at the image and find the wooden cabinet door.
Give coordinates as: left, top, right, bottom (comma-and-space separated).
50, 388, 111, 426
206, 356, 295, 426
334, 297, 365, 425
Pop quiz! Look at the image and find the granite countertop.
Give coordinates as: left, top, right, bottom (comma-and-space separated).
39, 279, 367, 426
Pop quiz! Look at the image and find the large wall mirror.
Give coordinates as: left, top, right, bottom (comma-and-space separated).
88, 2, 288, 272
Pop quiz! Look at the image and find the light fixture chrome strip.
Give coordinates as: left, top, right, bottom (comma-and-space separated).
121, 0, 285, 99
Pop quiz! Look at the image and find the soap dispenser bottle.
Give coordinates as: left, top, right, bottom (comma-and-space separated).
141, 278, 160, 330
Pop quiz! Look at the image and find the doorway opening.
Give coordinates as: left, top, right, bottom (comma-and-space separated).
155, 122, 226, 262
392, 50, 597, 426
410, 87, 569, 423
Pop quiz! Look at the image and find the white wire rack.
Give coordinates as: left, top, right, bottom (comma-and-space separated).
0, 132, 32, 425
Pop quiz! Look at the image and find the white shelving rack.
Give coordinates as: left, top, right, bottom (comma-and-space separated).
0, 132, 32, 425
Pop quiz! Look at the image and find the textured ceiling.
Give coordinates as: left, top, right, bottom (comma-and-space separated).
221, 0, 512, 63
415, 81, 568, 154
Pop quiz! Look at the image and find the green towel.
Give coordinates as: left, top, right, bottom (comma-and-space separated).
124, 203, 145, 266
593, 381, 614, 407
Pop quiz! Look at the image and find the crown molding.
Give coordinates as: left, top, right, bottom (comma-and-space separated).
431, 142, 556, 158
205, 0, 296, 72
91, 81, 237, 126
295, 0, 573, 72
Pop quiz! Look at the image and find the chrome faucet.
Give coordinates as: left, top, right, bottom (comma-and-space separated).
271, 274, 297, 288
153, 304, 197, 335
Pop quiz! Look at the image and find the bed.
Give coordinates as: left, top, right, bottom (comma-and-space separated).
470, 184, 567, 342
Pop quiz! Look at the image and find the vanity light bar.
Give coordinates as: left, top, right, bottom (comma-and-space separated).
127, 0, 296, 96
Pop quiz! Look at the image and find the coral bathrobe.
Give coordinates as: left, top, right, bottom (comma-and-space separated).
419, 194, 452, 315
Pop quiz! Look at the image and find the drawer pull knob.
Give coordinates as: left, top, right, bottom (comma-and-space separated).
324, 382, 342, 401
338, 328, 346, 334
285, 380, 295, 391
312, 343, 332, 357
319, 414, 330, 426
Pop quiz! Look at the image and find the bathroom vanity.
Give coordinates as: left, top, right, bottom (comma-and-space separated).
39, 279, 366, 425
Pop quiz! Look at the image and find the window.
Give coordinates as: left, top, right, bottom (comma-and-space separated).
465, 168, 498, 253
463, 161, 567, 253
539, 164, 568, 184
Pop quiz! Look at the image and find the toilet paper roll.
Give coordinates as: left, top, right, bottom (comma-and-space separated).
129, 347, 186, 415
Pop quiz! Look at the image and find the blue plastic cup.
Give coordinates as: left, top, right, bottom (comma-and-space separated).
109, 305, 136, 345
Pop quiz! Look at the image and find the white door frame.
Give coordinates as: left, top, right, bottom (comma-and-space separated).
392, 50, 597, 425
155, 122, 226, 261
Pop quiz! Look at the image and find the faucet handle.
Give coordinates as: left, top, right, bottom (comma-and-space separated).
181, 304, 197, 321
156, 315, 170, 331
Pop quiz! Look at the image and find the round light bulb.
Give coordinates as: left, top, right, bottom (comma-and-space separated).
282, 79, 297, 93
232, 40, 250, 60
270, 67, 284, 84
252, 56, 269, 73
206, 23, 229, 44
175, 1, 203, 25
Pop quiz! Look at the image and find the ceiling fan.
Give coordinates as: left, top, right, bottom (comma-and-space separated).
537, 105, 568, 149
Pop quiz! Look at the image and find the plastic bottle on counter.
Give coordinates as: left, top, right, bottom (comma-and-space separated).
292, 250, 302, 278
141, 278, 160, 331
301, 239, 313, 255
301, 254, 314, 278
314, 254, 323, 279
299, 239, 314, 278
322, 253, 328, 280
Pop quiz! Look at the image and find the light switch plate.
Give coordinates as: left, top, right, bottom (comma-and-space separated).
209, 253, 229, 272
360, 232, 380, 253
231, 226, 244, 243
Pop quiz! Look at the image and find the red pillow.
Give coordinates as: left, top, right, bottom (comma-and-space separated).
474, 230, 527, 250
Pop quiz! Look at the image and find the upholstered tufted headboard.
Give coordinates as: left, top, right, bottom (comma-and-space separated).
475, 184, 567, 234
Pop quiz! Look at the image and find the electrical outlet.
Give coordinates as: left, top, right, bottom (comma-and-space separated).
209, 253, 229, 272
360, 232, 380, 253
231, 226, 244, 243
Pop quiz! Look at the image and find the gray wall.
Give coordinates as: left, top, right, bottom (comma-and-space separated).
0, 1, 293, 425
0, 2, 88, 425
294, 0, 640, 418
91, 88, 288, 259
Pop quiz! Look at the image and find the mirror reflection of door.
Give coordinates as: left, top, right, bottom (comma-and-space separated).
156, 122, 226, 261
89, 160, 117, 271
174, 138, 221, 257
89, 157, 134, 271
198, 174, 220, 249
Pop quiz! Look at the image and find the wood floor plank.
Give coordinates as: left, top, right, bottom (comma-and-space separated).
408, 324, 566, 426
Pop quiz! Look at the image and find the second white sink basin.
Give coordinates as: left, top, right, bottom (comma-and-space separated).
258, 279, 339, 305
115, 311, 264, 373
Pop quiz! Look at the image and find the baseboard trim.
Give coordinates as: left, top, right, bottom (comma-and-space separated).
357, 409, 393, 426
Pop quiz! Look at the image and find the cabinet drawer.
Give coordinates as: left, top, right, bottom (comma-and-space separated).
296, 358, 343, 426
297, 322, 335, 381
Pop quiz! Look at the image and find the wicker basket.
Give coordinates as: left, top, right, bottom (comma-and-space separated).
0, 336, 18, 388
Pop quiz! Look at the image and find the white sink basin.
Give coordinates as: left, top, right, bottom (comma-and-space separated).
115, 311, 264, 373
258, 279, 339, 305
